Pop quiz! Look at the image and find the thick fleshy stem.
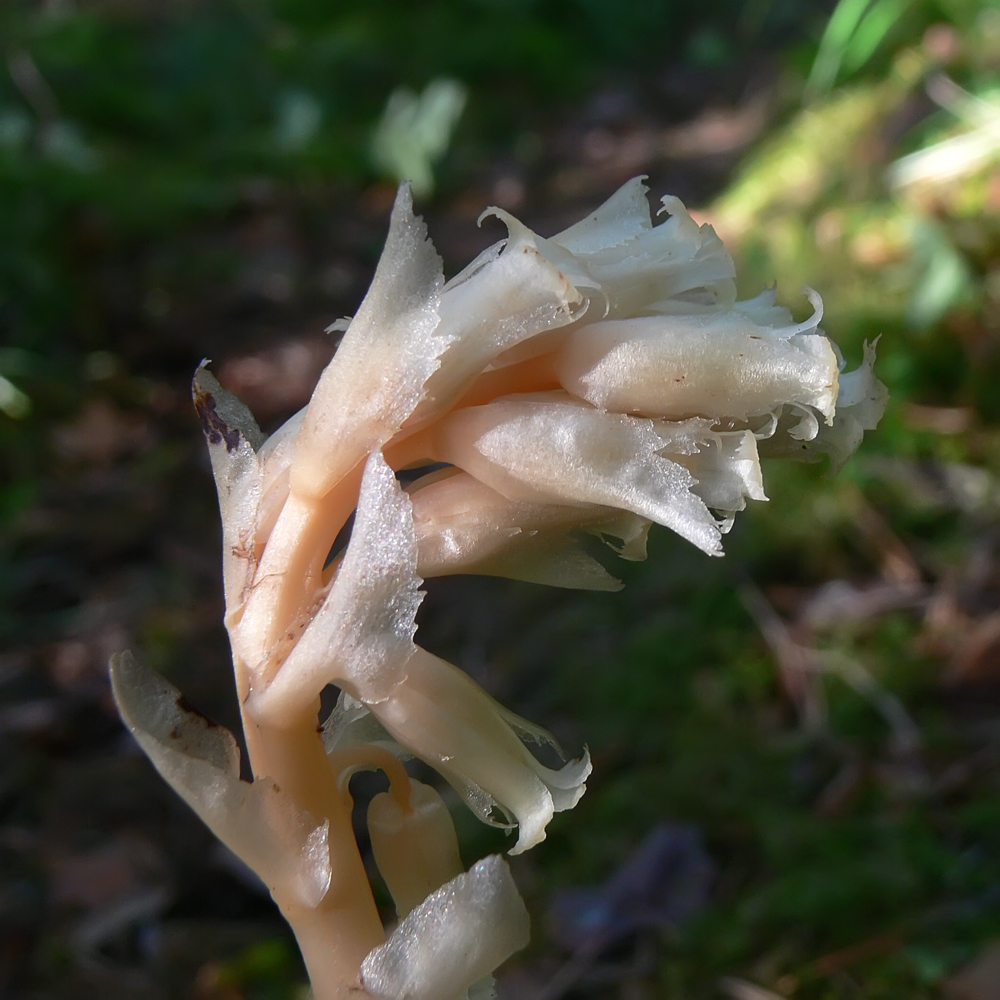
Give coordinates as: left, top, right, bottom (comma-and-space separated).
232, 649, 387, 998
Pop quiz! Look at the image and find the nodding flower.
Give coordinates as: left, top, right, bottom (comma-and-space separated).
112, 177, 886, 1000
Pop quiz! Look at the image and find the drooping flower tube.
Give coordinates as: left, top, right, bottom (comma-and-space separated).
112, 177, 886, 1000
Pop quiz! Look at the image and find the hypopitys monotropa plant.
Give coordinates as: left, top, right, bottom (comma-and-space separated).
110, 178, 886, 1000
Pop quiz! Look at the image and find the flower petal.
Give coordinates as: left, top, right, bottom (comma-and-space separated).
292, 183, 448, 499
759, 340, 888, 469
110, 652, 332, 909
409, 471, 631, 590
552, 184, 737, 317
360, 855, 529, 1000
369, 646, 591, 854
550, 175, 653, 253
656, 423, 767, 513
192, 365, 263, 612
320, 690, 409, 759
254, 449, 420, 721
411, 214, 585, 420
554, 304, 839, 423
432, 398, 724, 555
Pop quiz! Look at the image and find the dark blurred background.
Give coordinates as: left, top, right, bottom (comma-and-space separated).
4, 1, 1000, 998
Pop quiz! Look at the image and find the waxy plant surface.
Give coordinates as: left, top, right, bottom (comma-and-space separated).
111, 178, 885, 1000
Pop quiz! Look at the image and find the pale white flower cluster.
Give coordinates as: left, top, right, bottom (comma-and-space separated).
111, 178, 886, 1000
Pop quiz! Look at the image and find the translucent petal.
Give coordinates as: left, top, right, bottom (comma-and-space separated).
109, 652, 331, 909
657, 425, 767, 513
369, 647, 591, 854
760, 340, 888, 469
255, 454, 591, 851
433, 398, 723, 555
360, 855, 529, 1000
192, 366, 263, 612
481, 534, 624, 591
732, 286, 796, 329
255, 450, 421, 720
320, 690, 409, 759
291, 183, 448, 499
464, 977, 498, 1000
551, 176, 653, 253
442, 241, 504, 292
562, 189, 736, 317
483, 179, 736, 321
554, 308, 839, 424
411, 213, 585, 421
838, 339, 886, 410
587, 510, 652, 561
409, 471, 628, 590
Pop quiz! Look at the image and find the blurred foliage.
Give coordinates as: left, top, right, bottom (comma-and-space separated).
0, 0, 809, 349
716, 1, 1000, 414
7, 1, 1000, 999
371, 78, 468, 198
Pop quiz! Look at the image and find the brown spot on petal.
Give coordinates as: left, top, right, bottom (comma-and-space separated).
193, 390, 242, 453
175, 692, 222, 729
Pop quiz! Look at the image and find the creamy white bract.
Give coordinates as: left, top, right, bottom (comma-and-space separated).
111, 178, 886, 1000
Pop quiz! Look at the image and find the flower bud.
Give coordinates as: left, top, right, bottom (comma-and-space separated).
368, 780, 464, 918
